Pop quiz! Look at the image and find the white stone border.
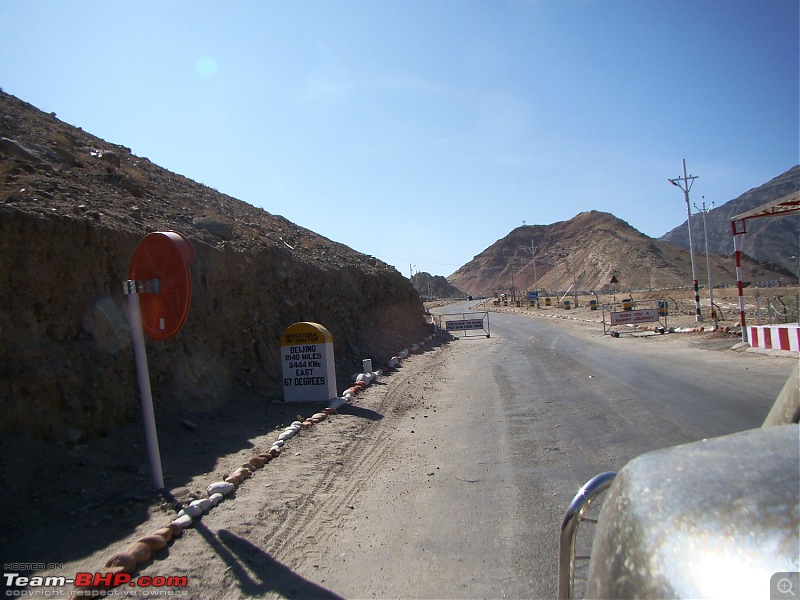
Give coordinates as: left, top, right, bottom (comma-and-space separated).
84, 332, 439, 592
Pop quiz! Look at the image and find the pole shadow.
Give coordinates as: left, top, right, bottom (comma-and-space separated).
193, 522, 344, 599
336, 404, 384, 421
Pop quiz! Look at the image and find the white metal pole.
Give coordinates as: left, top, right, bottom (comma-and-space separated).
555, 266, 560, 302
128, 292, 165, 490
570, 255, 578, 306
531, 241, 539, 308
560, 283, 574, 305
695, 197, 716, 325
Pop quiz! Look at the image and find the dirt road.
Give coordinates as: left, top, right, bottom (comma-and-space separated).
5, 306, 796, 599
4, 330, 458, 599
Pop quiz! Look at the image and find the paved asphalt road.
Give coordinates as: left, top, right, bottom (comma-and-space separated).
297, 302, 796, 599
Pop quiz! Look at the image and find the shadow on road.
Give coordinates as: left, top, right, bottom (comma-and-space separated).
192, 522, 344, 599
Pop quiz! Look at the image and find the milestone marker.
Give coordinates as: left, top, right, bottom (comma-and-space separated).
280, 322, 336, 403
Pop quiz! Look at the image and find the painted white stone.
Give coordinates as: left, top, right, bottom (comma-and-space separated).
207, 481, 235, 496
170, 514, 193, 530
190, 498, 212, 513
177, 504, 203, 518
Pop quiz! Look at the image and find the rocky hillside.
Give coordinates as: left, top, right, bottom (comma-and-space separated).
0, 91, 427, 443
448, 210, 792, 297
660, 165, 799, 274
411, 272, 465, 299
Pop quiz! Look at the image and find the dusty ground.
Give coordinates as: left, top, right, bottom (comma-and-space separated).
2, 298, 795, 598
463, 285, 799, 340
2, 328, 449, 598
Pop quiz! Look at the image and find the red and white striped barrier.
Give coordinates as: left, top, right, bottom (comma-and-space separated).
747, 324, 800, 352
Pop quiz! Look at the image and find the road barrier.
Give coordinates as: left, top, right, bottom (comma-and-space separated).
602, 300, 668, 337
437, 311, 491, 338
747, 324, 800, 352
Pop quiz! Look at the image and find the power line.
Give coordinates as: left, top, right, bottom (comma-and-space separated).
367, 253, 463, 268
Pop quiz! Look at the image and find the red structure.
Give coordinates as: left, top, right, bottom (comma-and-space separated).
730, 191, 800, 343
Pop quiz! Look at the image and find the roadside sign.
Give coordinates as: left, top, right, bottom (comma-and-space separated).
123, 230, 195, 490
610, 308, 659, 326
602, 300, 667, 336
445, 318, 485, 331
438, 312, 490, 338
128, 231, 195, 340
280, 322, 337, 403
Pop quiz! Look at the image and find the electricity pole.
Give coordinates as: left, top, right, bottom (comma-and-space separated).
669, 159, 702, 322
521, 241, 540, 308
570, 255, 578, 306
531, 240, 539, 308
694, 197, 716, 326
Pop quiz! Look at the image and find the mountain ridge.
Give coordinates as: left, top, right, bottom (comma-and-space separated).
447, 208, 793, 297
660, 165, 799, 273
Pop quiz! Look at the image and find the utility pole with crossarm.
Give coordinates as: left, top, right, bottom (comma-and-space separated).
668, 159, 702, 323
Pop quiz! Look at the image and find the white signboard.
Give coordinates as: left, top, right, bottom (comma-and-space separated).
445, 318, 485, 331
280, 322, 337, 403
610, 308, 659, 326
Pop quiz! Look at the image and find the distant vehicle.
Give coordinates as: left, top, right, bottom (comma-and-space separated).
467, 296, 473, 301
559, 364, 800, 600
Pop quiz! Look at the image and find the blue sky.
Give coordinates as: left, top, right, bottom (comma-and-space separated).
2, 1, 797, 277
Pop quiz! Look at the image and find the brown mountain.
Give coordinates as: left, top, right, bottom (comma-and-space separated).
411, 272, 465, 299
0, 90, 425, 442
660, 165, 799, 274
447, 210, 792, 297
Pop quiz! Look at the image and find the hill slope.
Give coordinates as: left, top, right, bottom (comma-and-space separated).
1, 90, 426, 442
660, 165, 799, 273
448, 210, 791, 297
411, 272, 465, 299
